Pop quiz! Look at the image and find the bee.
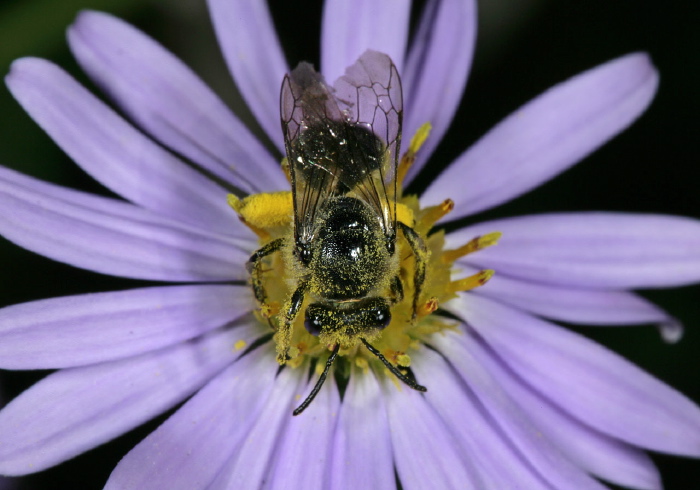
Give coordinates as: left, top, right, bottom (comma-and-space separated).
247, 50, 427, 415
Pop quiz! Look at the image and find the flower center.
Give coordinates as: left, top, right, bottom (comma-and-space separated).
230, 124, 500, 381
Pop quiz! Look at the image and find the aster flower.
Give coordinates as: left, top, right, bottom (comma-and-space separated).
0, 1, 699, 489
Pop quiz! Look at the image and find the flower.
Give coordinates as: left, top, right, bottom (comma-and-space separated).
0, 1, 699, 489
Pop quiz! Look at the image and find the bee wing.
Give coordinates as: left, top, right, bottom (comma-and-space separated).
281, 63, 345, 244
281, 51, 403, 244
333, 50, 403, 236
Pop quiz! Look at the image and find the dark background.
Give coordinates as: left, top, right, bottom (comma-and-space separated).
0, 0, 697, 488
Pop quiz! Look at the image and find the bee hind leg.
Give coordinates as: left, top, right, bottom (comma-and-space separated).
246, 238, 285, 305
398, 222, 427, 321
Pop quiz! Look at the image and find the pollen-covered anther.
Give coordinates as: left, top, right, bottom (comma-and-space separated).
397, 122, 432, 185
442, 231, 502, 263
227, 192, 293, 240
418, 199, 454, 231
418, 297, 439, 317
447, 269, 495, 294
260, 301, 280, 318
396, 353, 412, 367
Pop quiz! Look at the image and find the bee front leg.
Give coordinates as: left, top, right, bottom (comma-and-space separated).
277, 280, 308, 365
246, 238, 285, 306
398, 222, 428, 320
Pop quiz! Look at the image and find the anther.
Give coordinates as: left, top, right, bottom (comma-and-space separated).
418, 199, 454, 231
442, 232, 502, 264
447, 269, 495, 294
418, 297, 439, 317
397, 122, 432, 185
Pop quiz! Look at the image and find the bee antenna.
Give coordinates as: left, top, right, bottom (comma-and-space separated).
293, 344, 341, 416
360, 338, 427, 392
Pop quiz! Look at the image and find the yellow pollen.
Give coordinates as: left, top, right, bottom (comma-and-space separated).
234, 340, 247, 351
418, 297, 439, 317
396, 353, 412, 367
447, 269, 495, 294
442, 232, 502, 263
417, 199, 454, 234
397, 122, 432, 185
260, 301, 280, 319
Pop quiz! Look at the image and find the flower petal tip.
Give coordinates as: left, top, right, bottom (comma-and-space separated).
658, 318, 684, 344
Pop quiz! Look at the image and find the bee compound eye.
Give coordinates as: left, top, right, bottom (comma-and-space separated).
304, 305, 324, 336
373, 304, 391, 330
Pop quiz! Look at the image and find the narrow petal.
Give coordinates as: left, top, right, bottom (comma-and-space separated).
449, 294, 700, 456
450, 212, 700, 289
207, 0, 287, 148
0, 285, 252, 369
0, 166, 250, 282
6, 58, 234, 229
423, 53, 658, 218
330, 366, 395, 490
68, 11, 287, 194
266, 374, 340, 490
431, 332, 608, 489
105, 346, 278, 490
414, 348, 563, 489
207, 367, 307, 490
320, 0, 410, 83
0, 322, 262, 475
382, 375, 482, 489
402, 0, 477, 182
462, 332, 662, 490
455, 260, 682, 340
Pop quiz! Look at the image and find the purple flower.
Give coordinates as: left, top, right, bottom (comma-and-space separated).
0, 2, 699, 489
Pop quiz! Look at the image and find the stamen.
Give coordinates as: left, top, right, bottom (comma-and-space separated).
447, 269, 494, 294
260, 301, 280, 318
418, 199, 454, 232
397, 122, 432, 185
442, 232, 502, 263
417, 297, 439, 317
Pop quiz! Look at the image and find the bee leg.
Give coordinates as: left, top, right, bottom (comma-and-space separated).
277, 280, 308, 364
398, 223, 427, 320
246, 238, 285, 305
390, 275, 404, 305
293, 344, 340, 416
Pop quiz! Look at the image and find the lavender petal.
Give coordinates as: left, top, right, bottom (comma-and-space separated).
6, 58, 234, 229
462, 332, 662, 490
462, 263, 682, 336
320, 0, 410, 83
207, 366, 306, 489
449, 294, 700, 456
68, 11, 287, 194
450, 212, 700, 289
207, 0, 287, 149
382, 374, 482, 489
423, 53, 658, 219
402, 0, 477, 182
0, 166, 250, 282
0, 322, 262, 475
431, 332, 608, 489
330, 366, 395, 490
104, 346, 278, 490
414, 348, 573, 489
266, 373, 339, 490
0, 285, 252, 369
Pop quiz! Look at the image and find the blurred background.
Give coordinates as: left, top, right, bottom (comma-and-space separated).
0, 0, 697, 488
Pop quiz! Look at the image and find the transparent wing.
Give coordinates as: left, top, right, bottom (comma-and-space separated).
333, 50, 403, 235
281, 50, 403, 244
